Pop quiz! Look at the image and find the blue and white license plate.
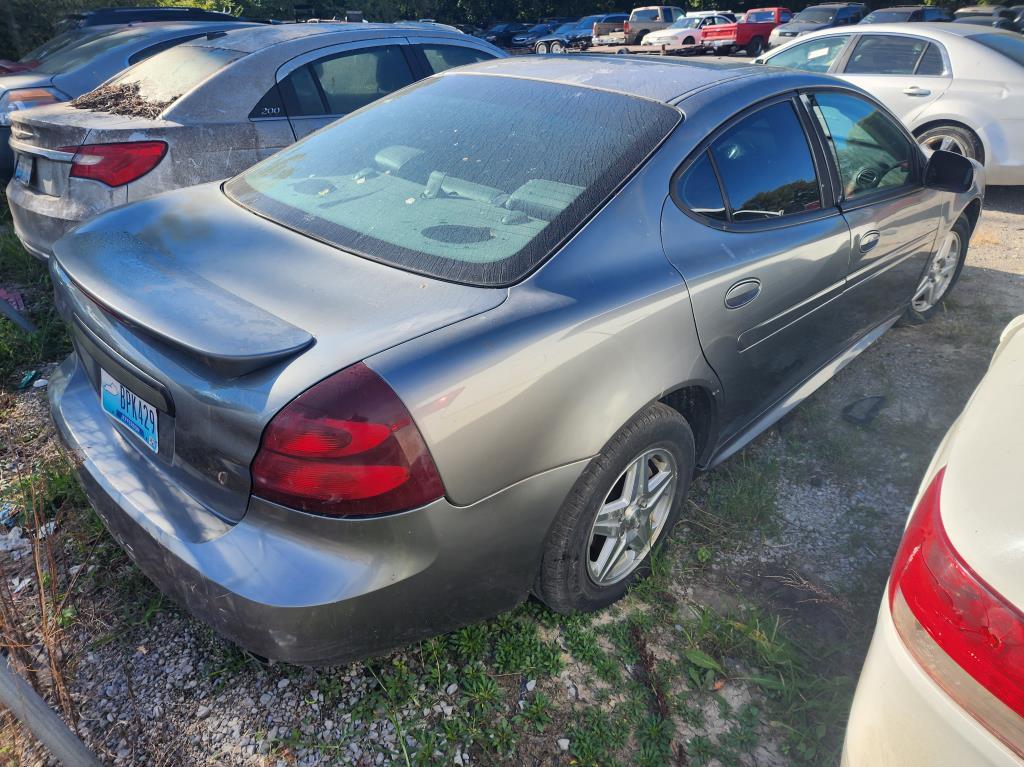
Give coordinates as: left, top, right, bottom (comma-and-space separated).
101, 369, 159, 453
13, 154, 32, 186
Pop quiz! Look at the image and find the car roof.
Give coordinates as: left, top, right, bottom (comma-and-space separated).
438, 54, 826, 104
174, 22, 471, 53
797, 20, 1019, 38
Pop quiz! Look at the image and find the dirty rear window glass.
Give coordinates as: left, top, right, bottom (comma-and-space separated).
105, 45, 246, 103
225, 75, 680, 287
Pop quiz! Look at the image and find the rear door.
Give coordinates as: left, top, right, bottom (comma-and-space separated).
806, 89, 941, 322
837, 34, 952, 122
276, 38, 417, 140
661, 95, 854, 437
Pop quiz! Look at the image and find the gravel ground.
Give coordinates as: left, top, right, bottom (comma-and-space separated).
1, 187, 1022, 766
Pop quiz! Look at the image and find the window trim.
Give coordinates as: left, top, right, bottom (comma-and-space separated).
800, 85, 927, 213
670, 93, 838, 233
838, 33, 953, 78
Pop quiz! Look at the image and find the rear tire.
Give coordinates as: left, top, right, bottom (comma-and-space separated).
906, 213, 970, 322
916, 124, 983, 164
535, 41, 549, 54
550, 40, 565, 53
746, 36, 764, 56
536, 403, 695, 613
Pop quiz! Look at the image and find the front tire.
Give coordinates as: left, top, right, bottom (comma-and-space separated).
535, 41, 549, 54
536, 403, 695, 613
908, 213, 970, 321
917, 124, 983, 163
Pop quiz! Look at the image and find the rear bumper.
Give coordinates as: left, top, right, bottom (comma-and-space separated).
6, 173, 125, 260
977, 119, 1024, 187
842, 603, 1020, 766
49, 354, 585, 665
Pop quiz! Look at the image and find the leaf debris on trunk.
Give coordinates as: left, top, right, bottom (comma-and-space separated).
71, 82, 175, 119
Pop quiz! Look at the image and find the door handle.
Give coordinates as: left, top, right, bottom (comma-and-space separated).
724, 279, 761, 309
902, 86, 931, 97
860, 231, 880, 254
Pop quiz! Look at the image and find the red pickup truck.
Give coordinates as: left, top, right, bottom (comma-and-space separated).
701, 7, 791, 56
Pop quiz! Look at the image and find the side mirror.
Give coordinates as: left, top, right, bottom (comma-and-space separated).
924, 149, 975, 193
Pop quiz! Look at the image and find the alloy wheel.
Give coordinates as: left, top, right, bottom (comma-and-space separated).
536, 42, 548, 53
550, 41, 564, 53
586, 447, 679, 586
921, 133, 969, 156
912, 230, 961, 313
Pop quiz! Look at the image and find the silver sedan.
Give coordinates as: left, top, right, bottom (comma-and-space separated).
48, 56, 983, 664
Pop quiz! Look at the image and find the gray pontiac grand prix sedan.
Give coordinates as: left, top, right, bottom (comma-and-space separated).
47, 56, 983, 664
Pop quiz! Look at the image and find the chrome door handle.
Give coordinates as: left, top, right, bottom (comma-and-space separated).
724, 278, 761, 309
903, 86, 931, 97
860, 231, 880, 253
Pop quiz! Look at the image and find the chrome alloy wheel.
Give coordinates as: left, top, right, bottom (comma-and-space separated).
586, 447, 679, 586
912, 230, 961, 313
550, 40, 565, 53
921, 133, 969, 156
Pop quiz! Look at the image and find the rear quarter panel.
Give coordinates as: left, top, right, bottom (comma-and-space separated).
369, 149, 720, 508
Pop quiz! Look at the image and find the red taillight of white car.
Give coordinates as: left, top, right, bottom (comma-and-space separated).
251, 362, 444, 517
890, 467, 1024, 757
58, 141, 167, 187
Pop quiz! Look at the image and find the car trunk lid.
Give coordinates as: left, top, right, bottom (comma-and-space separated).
51, 183, 508, 523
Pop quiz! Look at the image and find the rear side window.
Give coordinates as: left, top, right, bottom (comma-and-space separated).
105, 44, 246, 103
709, 101, 821, 221
420, 44, 496, 74
811, 92, 915, 200
916, 44, 948, 76
844, 35, 931, 75
766, 35, 850, 72
676, 153, 727, 221
225, 75, 680, 287
312, 46, 415, 115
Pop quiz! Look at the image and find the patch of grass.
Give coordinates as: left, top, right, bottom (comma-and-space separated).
692, 452, 780, 546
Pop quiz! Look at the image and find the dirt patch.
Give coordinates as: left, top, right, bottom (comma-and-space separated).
71, 82, 175, 119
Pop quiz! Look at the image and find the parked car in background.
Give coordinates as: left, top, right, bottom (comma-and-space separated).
0, 20, 257, 182
768, 3, 867, 48
6, 24, 503, 259
953, 5, 1016, 22
953, 15, 1019, 31
843, 314, 1024, 767
641, 14, 734, 48
481, 22, 530, 47
510, 22, 557, 49
536, 14, 627, 52
687, 10, 738, 21
46, 54, 981, 665
591, 14, 631, 44
758, 25, 1024, 184
701, 7, 792, 56
0, 26, 114, 75
861, 5, 953, 23
622, 6, 687, 45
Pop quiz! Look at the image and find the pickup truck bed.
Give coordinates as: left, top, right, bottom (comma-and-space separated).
701, 7, 790, 55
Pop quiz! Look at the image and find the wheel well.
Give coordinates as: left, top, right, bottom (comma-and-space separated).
962, 197, 982, 236
660, 386, 716, 465
913, 120, 985, 166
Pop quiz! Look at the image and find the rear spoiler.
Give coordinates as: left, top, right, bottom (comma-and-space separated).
52, 231, 313, 378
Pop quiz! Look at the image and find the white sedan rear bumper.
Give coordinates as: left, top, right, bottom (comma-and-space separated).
843, 603, 1021, 767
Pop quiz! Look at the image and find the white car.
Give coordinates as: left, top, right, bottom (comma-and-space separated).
641, 14, 733, 46
843, 315, 1024, 766
757, 24, 1024, 185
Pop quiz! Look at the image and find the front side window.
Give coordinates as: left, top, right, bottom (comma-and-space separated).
844, 35, 931, 75
710, 101, 822, 221
421, 44, 496, 74
811, 92, 915, 200
766, 35, 850, 72
226, 75, 680, 287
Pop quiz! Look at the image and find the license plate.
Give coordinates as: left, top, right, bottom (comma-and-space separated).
13, 154, 31, 186
712, 39, 733, 47
101, 369, 159, 453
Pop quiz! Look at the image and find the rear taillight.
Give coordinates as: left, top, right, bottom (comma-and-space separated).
890, 467, 1024, 757
58, 141, 167, 187
251, 362, 444, 517
623, 21, 631, 33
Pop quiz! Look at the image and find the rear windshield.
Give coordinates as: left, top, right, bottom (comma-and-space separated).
225, 75, 680, 287
19, 29, 104, 63
631, 9, 662, 21
862, 9, 913, 21
794, 8, 836, 22
745, 10, 776, 21
105, 45, 246, 103
31, 28, 154, 73
968, 32, 1024, 67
